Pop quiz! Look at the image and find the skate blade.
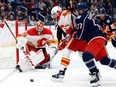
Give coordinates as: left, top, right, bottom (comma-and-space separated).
51, 77, 63, 82
91, 82, 101, 87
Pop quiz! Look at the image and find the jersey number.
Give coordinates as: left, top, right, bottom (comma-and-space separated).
76, 23, 82, 30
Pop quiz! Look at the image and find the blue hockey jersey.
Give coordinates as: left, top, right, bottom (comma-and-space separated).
75, 13, 105, 42
96, 15, 114, 27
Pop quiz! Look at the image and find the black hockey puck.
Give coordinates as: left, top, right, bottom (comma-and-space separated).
30, 79, 34, 82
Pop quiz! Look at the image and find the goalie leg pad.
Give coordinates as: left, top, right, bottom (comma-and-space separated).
30, 49, 45, 66
16, 49, 45, 72
39, 52, 50, 65
17, 58, 34, 72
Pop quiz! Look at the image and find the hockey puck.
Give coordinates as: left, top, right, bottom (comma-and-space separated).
30, 79, 34, 82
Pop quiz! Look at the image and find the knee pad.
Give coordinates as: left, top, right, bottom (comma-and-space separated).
100, 56, 111, 65
82, 52, 94, 62
100, 57, 116, 68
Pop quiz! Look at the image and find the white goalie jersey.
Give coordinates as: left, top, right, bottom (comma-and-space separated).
16, 27, 57, 72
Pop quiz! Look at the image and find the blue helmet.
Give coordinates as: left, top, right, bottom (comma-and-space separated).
99, 8, 106, 14
75, 2, 89, 12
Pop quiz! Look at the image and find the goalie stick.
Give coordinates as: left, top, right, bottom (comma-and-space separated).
47, 35, 71, 69
47, 35, 71, 68
46, 48, 58, 69
5, 20, 18, 42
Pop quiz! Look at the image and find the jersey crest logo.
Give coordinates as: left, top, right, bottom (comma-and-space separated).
37, 38, 47, 47
106, 19, 110, 23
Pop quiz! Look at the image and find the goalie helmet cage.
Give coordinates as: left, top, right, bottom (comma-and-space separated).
0, 20, 27, 68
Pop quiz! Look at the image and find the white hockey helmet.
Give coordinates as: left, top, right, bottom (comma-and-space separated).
51, 6, 62, 18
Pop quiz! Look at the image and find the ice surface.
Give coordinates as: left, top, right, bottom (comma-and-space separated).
0, 42, 116, 87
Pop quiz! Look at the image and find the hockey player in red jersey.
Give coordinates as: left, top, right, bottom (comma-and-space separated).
16, 15, 57, 70
51, 4, 88, 82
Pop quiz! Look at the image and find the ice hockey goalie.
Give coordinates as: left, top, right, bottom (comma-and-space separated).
16, 18, 57, 72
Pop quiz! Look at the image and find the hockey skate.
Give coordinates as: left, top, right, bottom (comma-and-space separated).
34, 64, 47, 69
15, 65, 22, 72
52, 68, 67, 82
89, 70, 102, 78
90, 72, 101, 87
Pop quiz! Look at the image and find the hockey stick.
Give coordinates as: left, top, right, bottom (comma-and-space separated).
46, 49, 58, 69
46, 35, 72, 69
5, 21, 18, 42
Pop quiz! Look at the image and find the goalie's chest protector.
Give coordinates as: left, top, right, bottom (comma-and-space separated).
25, 28, 53, 48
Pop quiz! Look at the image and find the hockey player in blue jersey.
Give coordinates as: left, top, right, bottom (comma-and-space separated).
74, 2, 116, 87
96, 8, 114, 28
96, 8, 116, 48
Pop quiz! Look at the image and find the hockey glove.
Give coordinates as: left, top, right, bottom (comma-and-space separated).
58, 39, 67, 50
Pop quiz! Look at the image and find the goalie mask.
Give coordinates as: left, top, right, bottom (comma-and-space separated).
36, 20, 44, 35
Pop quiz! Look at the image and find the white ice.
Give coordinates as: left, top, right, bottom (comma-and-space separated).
0, 42, 116, 87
